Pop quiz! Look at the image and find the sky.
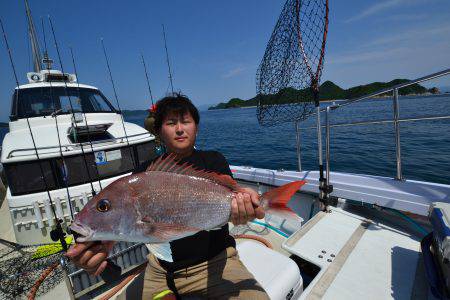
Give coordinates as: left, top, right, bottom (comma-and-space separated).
0, 0, 449, 121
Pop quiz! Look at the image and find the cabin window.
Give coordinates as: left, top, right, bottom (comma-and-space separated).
12, 87, 116, 119
96, 147, 136, 179
4, 141, 156, 196
4, 160, 57, 195
136, 141, 157, 165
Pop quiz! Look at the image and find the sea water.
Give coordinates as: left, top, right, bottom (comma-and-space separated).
1, 95, 449, 184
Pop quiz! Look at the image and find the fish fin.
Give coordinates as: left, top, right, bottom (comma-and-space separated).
146, 243, 173, 262
261, 181, 306, 231
146, 153, 238, 190
261, 181, 306, 212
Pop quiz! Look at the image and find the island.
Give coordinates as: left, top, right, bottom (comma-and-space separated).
0, 122, 8, 128
209, 79, 440, 110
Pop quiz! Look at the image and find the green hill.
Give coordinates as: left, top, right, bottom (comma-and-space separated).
209, 79, 432, 110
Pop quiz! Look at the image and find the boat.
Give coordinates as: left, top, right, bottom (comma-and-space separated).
1, 1, 450, 300
0, 2, 156, 298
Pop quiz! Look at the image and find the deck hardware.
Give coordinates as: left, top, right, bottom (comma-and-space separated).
393, 88, 403, 180
33, 201, 44, 229
55, 197, 64, 219
44, 199, 55, 226
295, 121, 302, 172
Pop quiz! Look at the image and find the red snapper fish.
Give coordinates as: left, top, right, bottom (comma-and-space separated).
70, 154, 305, 261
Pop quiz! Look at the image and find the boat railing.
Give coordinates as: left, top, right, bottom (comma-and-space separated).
6, 131, 153, 159
295, 68, 450, 181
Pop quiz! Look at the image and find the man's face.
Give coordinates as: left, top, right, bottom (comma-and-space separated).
160, 111, 197, 155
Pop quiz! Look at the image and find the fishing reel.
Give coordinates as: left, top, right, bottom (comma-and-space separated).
50, 219, 68, 250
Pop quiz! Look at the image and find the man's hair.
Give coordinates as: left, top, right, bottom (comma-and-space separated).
154, 93, 200, 132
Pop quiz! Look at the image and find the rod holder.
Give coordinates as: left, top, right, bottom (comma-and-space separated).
295, 121, 302, 172
393, 88, 403, 180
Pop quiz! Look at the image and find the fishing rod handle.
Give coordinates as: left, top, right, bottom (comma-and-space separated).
100, 259, 122, 282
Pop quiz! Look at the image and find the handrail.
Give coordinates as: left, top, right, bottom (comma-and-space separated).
326, 68, 450, 111
294, 68, 450, 184
298, 114, 450, 130
6, 131, 153, 158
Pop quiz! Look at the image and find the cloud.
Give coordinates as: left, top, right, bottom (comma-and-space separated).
364, 23, 450, 47
345, 0, 406, 23
329, 21, 450, 65
328, 47, 408, 65
222, 66, 247, 79
381, 13, 428, 22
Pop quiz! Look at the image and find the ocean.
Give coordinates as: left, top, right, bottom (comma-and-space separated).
1, 95, 449, 184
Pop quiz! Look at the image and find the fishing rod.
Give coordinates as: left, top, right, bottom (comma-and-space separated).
162, 24, 174, 94
48, 20, 122, 282
41, 17, 76, 220
140, 52, 154, 106
100, 38, 136, 168
48, 16, 97, 209
69, 46, 103, 192
0, 18, 67, 250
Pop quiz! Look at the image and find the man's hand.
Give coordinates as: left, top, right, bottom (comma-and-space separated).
230, 187, 265, 225
65, 241, 115, 276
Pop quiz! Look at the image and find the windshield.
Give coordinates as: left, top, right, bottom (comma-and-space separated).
11, 87, 116, 119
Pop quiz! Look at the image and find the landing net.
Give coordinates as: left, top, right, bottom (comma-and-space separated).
0, 239, 68, 299
256, 0, 329, 126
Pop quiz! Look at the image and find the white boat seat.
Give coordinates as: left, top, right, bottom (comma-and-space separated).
236, 240, 303, 300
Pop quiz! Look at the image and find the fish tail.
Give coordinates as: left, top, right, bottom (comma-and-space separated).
261, 181, 306, 210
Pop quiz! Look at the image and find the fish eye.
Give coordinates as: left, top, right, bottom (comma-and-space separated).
96, 199, 111, 212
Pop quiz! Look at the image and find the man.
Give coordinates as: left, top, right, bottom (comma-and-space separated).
67, 94, 268, 299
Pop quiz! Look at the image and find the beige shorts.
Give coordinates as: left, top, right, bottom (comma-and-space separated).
142, 247, 269, 299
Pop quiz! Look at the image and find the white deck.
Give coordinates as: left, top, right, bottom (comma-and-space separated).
283, 207, 425, 299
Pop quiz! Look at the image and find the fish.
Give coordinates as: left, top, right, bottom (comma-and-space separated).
70, 154, 306, 261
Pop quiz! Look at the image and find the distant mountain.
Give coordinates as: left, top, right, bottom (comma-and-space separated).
122, 109, 149, 117
208, 79, 433, 110
439, 86, 450, 93
0, 122, 8, 128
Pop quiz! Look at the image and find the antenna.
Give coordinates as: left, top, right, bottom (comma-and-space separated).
101, 38, 136, 168
0, 18, 67, 250
162, 24, 174, 94
24, 0, 42, 72
140, 52, 154, 106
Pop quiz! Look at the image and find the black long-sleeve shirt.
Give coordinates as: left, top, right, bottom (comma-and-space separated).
134, 149, 236, 270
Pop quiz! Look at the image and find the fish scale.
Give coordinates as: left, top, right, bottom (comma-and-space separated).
70, 154, 306, 248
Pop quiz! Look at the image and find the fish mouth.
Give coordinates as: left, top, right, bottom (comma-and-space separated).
69, 222, 94, 242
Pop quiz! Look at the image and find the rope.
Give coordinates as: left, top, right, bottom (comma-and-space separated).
98, 263, 147, 300
26, 262, 59, 300
233, 234, 273, 249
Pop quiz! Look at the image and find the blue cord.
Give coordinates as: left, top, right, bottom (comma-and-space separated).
250, 220, 289, 238
385, 207, 429, 236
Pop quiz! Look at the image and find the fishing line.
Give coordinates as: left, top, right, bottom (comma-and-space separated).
42, 18, 95, 221
0, 18, 67, 250
162, 24, 174, 94
140, 52, 154, 106
48, 16, 96, 219
100, 38, 137, 168
69, 46, 103, 192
